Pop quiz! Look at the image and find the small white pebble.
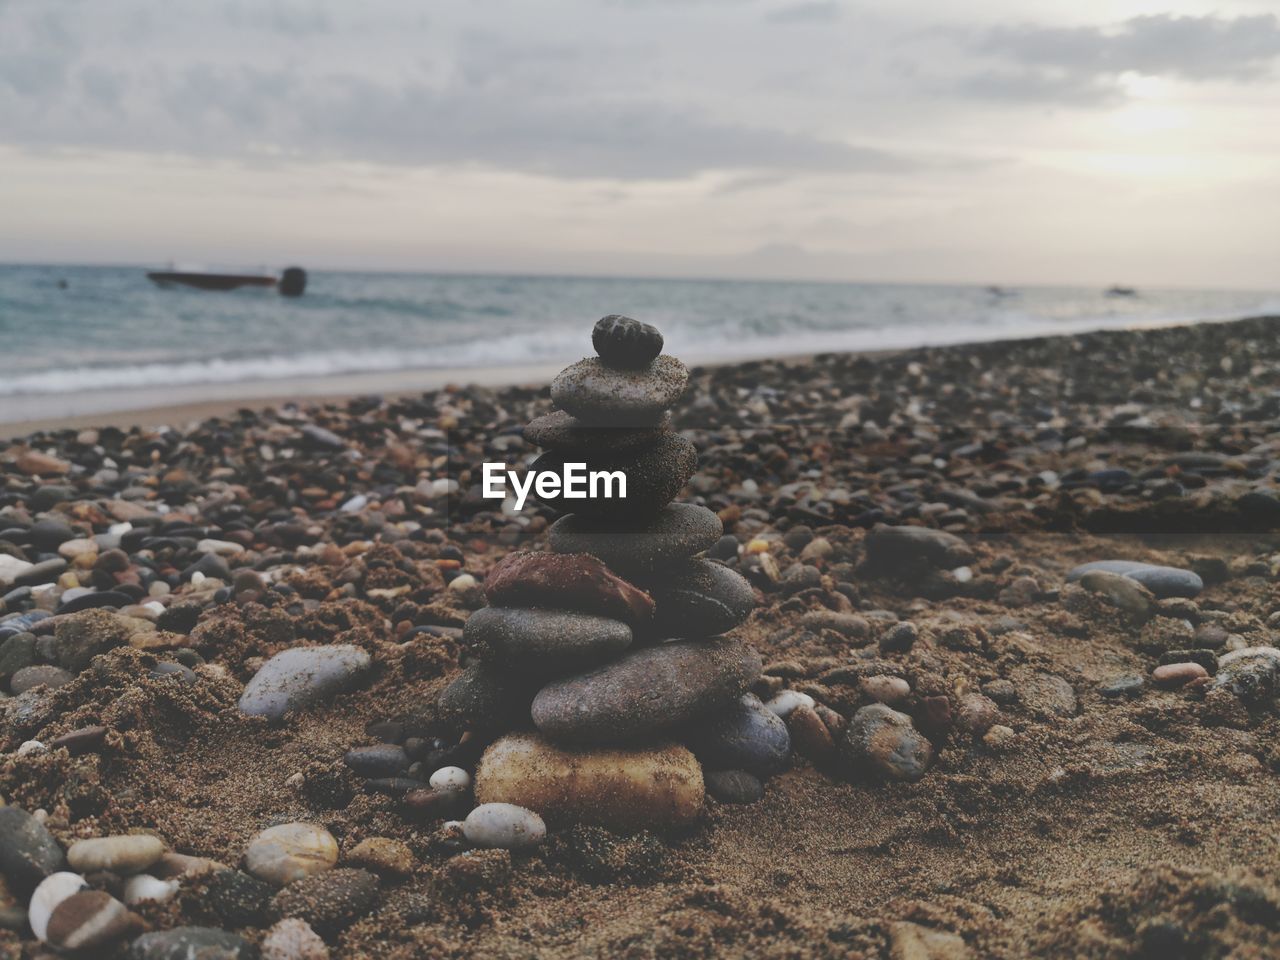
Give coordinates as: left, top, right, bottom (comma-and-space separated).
462, 803, 545, 850
448, 574, 478, 591
951, 566, 974, 583
765, 690, 815, 718
123, 874, 179, 906
429, 766, 471, 793
17, 740, 46, 756
191, 571, 206, 586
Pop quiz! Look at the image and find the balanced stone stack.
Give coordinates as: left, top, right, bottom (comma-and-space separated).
440, 316, 780, 831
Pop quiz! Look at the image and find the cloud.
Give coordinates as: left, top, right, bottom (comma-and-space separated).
765, 2, 842, 25
956, 13, 1280, 104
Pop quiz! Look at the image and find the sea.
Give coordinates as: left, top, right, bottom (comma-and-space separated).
2, 263, 1278, 424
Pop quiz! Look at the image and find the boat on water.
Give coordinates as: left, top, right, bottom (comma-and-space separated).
1105, 285, 1138, 298
146, 265, 307, 296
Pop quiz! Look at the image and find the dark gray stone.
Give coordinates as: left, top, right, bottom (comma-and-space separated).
592, 314, 664, 368
685, 694, 790, 777
549, 503, 722, 576
550, 355, 688, 425
1098, 675, 1145, 698
0, 632, 36, 680
238, 644, 373, 721
531, 637, 761, 744
10, 664, 74, 694
531, 434, 697, 519
464, 606, 632, 673
1066, 560, 1203, 599
344, 744, 410, 778
864, 524, 974, 570
437, 661, 539, 732
0, 806, 67, 896
645, 560, 755, 638
523, 410, 672, 454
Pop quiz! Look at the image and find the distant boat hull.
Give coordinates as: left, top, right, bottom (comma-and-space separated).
147, 271, 277, 292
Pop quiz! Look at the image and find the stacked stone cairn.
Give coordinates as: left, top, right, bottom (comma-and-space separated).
439, 316, 788, 832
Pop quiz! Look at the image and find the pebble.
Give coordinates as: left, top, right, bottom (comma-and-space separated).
839, 704, 934, 782
10, 664, 74, 694
1078, 569, 1156, 622
1152, 662, 1209, 688
531, 637, 761, 743
429, 766, 471, 793
983, 724, 1017, 751
704, 769, 764, 804
531, 434, 697, 518
550, 354, 689, 425
1015, 671, 1078, 718
522, 409, 673, 454
245, 823, 339, 886
1066, 560, 1203, 599
269, 867, 379, 935
343, 745, 410, 778
860, 675, 911, 705
878, 621, 918, 654
123, 874, 180, 905
45, 888, 135, 952
262, 918, 330, 960
484, 551, 655, 625
28, 871, 86, 942
864, 523, 974, 571
463, 606, 632, 672
474, 732, 704, 831
549, 502, 723, 576
955, 694, 1000, 735
1098, 675, 1145, 698
686, 693, 791, 777
127, 926, 253, 960
345, 838, 415, 878
888, 921, 971, 960
1211, 646, 1279, 703
799, 611, 871, 640
462, 803, 547, 850
764, 689, 815, 718
786, 704, 836, 763
645, 559, 755, 638
68, 835, 165, 875
205, 869, 274, 926
592, 314, 664, 367
0, 806, 67, 895
437, 661, 540, 732
238, 645, 373, 721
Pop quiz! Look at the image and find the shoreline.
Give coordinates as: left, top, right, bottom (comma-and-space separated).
4, 310, 1279, 440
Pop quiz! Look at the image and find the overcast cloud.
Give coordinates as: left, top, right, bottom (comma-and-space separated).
1, 0, 1279, 286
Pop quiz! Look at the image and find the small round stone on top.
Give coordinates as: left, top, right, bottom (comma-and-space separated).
592, 315, 664, 368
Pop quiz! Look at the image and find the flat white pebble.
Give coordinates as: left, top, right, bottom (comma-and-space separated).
765, 690, 815, 718
429, 766, 471, 793
952, 566, 974, 583
462, 803, 546, 850
123, 874, 179, 905
29, 872, 86, 942
17, 740, 46, 756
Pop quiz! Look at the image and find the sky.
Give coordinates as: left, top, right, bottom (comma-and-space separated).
1, 0, 1279, 287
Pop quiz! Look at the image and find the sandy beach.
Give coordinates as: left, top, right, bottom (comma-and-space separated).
1, 315, 1279, 958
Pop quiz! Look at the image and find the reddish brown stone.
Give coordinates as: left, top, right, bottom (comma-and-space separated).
484, 552, 654, 625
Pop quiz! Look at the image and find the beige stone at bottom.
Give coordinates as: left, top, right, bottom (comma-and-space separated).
474, 732, 704, 832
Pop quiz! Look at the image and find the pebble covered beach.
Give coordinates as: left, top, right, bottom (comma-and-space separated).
1, 314, 1279, 958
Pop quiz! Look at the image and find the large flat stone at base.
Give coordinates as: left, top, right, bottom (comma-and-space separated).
474, 732, 704, 832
